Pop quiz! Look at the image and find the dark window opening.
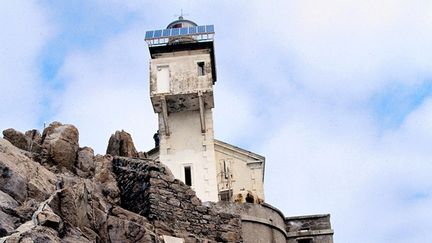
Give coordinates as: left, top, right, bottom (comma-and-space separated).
197, 62, 205, 76
297, 239, 312, 243
223, 160, 228, 179
184, 166, 192, 186
245, 193, 254, 203
219, 189, 233, 202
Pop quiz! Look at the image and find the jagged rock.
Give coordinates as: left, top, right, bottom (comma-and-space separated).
0, 190, 20, 236
15, 199, 39, 221
0, 124, 243, 243
76, 147, 95, 177
2, 128, 29, 151
0, 190, 19, 211
0, 138, 56, 203
106, 130, 138, 158
41, 122, 79, 171
35, 208, 63, 232
25, 129, 42, 153
106, 207, 157, 243
2, 225, 62, 243
94, 155, 120, 205
0, 135, 159, 243
0, 210, 20, 237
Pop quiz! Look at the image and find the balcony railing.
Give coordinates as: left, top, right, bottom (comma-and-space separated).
145, 25, 215, 47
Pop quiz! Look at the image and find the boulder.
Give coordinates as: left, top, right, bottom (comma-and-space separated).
106, 130, 138, 158
0, 138, 57, 203
25, 129, 42, 153
2, 128, 29, 151
94, 155, 120, 205
15, 199, 39, 221
0, 191, 21, 236
41, 122, 79, 171
76, 147, 95, 177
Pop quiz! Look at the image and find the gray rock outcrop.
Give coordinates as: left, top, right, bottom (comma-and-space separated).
2, 128, 29, 151
0, 123, 243, 242
0, 137, 158, 242
106, 130, 139, 158
40, 122, 80, 171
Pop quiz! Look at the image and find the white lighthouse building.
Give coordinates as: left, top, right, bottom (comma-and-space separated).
145, 17, 265, 202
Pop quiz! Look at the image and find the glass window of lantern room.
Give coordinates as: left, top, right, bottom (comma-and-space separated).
156, 65, 170, 93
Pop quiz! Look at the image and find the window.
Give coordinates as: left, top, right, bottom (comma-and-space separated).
297, 239, 312, 243
184, 166, 192, 186
223, 160, 229, 179
197, 62, 205, 76
221, 159, 232, 180
219, 189, 233, 202
156, 66, 170, 93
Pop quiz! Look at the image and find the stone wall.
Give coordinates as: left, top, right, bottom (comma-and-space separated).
112, 157, 242, 242
214, 202, 288, 243
285, 214, 334, 243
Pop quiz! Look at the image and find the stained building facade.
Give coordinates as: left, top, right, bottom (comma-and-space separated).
145, 17, 333, 243
145, 17, 264, 203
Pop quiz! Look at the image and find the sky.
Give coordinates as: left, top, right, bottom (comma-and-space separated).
1, 1, 432, 242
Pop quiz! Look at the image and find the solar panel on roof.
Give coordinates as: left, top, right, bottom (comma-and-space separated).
162, 29, 170, 37
171, 28, 180, 36
206, 25, 214, 33
180, 27, 188, 35
154, 30, 162, 38
145, 31, 154, 39
197, 26, 206, 33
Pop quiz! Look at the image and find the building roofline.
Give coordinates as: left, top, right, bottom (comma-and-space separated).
147, 146, 159, 155
214, 139, 265, 161
285, 214, 331, 220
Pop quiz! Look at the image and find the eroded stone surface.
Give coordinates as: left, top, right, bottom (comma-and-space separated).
112, 157, 243, 242
2, 128, 29, 151
40, 122, 79, 172
106, 130, 139, 158
0, 124, 248, 243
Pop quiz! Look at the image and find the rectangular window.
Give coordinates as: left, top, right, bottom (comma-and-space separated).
184, 166, 192, 186
223, 160, 229, 179
197, 62, 205, 76
219, 189, 233, 202
156, 65, 170, 93
297, 239, 312, 243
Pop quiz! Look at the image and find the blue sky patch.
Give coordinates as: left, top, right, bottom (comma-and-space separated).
372, 81, 432, 130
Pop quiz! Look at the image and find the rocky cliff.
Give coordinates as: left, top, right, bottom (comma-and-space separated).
0, 122, 241, 243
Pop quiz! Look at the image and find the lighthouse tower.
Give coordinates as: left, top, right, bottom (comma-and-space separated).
145, 17, 218, 201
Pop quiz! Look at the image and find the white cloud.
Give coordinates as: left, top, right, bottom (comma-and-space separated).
2, 1, 432, 242
243, 0, 432, 100
261, 97, 432, 242
0, 1, 53, 131
52, 25, 157, 154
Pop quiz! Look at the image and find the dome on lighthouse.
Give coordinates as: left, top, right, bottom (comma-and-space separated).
166, 16, 198, 29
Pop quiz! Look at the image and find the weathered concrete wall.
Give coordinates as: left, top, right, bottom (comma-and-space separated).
112, 157, 242, 242
214, 140, 265, 202
158, 109, 218, 202
150, 50, 213, 96
285, 214, 334, 243
149, 47, 218, 202
214, 202, 287, 243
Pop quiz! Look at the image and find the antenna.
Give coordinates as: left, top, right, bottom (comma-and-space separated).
174, 9, 189, 20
